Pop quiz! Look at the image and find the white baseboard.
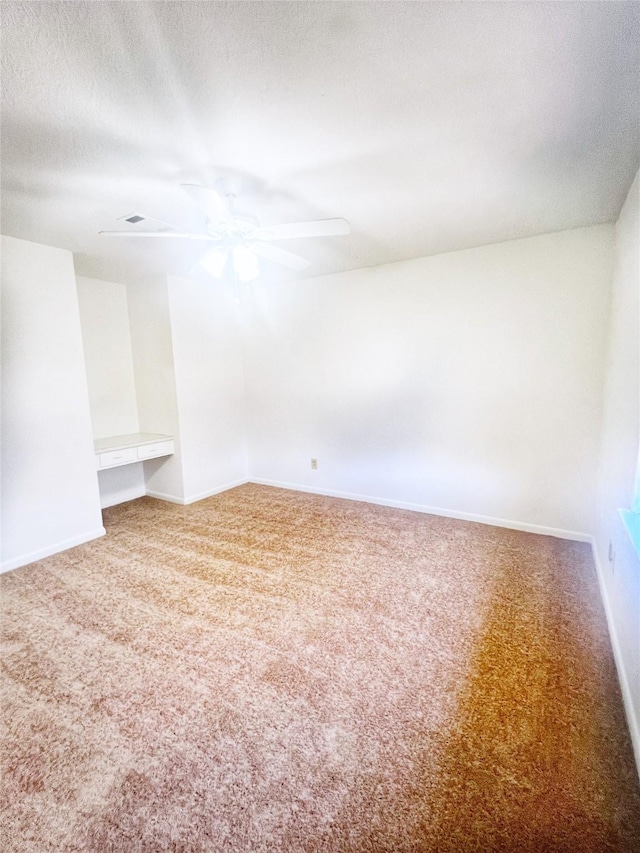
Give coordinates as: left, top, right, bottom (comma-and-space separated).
100, 485, 146, 509
145, 489, 186, 505
249, 478, 591, 542
182, 478, 249, 505
0, 527, 106, 574
590, 540, 640, 779
146, 478, 249, 506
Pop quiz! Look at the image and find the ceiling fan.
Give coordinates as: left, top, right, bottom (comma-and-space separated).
100, 183, 351, 281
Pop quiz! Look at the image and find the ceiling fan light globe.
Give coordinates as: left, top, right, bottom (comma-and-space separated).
233, 246, 260, 281
200, 247, 228, 278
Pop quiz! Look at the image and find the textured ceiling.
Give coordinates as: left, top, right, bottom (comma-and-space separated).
1, 1, 639, 283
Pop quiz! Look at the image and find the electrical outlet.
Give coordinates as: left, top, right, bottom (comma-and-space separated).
311, 458, 318, 470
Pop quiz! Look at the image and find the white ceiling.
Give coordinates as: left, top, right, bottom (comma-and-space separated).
1, 1, 639, 283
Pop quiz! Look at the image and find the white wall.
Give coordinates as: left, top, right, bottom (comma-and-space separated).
244, 225, 613, 536
167, 274, 248, 502
594, 169, 640, 767
76, 276, 140, 438
76, 275, 145, 508
126, 274, 248, 504
74, 272, 247, 509
127, 276, 185, 502
1, 236, 104, 571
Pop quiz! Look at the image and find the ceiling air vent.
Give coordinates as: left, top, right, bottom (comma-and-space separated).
125, 214, 145, 224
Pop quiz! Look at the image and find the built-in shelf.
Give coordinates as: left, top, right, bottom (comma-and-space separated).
94, 432, 175, 470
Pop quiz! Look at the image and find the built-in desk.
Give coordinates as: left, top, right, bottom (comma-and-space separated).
94, 433, 175, 470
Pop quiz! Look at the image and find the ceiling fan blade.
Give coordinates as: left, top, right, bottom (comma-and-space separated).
100, 230, 215, 240
251, 218, 350, 241
252, 242, 312, 271
180, 183, 234, 225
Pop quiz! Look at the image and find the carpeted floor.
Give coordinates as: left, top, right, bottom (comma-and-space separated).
2, 483, 639, 852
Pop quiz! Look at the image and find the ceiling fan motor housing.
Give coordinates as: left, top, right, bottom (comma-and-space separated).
223, 209, 260, 233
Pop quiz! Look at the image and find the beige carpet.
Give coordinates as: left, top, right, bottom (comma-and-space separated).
2, 483, 639, 852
